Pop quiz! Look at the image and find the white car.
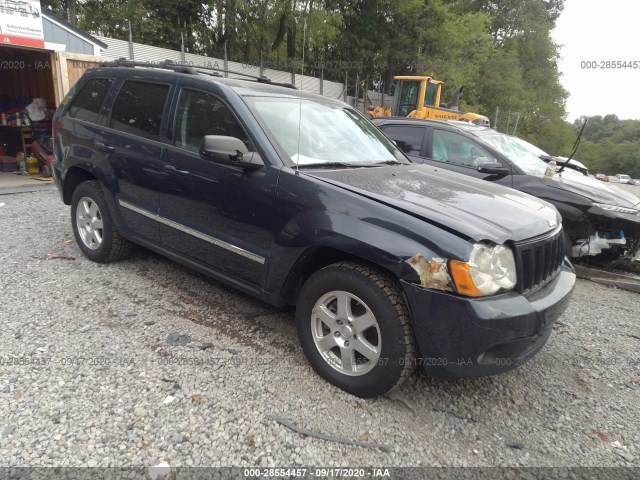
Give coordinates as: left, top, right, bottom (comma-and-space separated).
616, 174, 633, 184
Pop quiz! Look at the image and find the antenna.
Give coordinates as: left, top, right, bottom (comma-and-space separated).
557, 119, 588, 174
301, 20, 307, 79
295, 20, 307, 174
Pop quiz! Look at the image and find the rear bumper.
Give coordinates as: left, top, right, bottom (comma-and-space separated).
52, 161, 64, 201
401, 262, 575, 378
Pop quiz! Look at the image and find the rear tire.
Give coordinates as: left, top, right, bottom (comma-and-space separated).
296, 262, 415, 398
70, 180, 133, 263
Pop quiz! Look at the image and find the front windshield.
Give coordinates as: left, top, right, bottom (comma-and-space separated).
476, 132, 548, 176
243, 97, 407, 166
510, 136, 549, 158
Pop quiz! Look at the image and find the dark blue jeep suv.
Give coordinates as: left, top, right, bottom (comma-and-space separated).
52, 61, 575, 398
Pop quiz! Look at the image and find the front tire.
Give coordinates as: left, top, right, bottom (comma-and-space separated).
70, 180, 133, 263
296, 262, 415, 398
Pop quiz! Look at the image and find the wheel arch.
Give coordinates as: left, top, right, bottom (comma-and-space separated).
61, 166, 98, 205
279, 245, 402, 306
62, 166, 127, 234
268, 211, 467, 306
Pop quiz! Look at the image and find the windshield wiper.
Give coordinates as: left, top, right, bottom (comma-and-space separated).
297, 160, 408, 169
369, 160, 408, 166
297, 162, 361, 169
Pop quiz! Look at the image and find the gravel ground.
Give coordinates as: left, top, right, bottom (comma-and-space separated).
0, 190, 639, 469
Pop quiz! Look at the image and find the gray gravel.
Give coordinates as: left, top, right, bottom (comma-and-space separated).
1, 190, 639, 468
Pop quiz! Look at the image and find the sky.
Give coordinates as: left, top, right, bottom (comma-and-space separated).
552, 0, 640, 121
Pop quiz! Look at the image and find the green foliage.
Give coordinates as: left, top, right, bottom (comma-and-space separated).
571, 116, 640, 178
41, 0, 67, 18
324, 0, 429, 86
463, 1, 568, 144
418, 0, 494, 113
44, 0, 637, 178
53, 0, 617, 161
456, 0, 565, 44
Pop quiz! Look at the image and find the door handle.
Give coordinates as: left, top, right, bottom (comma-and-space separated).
163, 164, 190, 176
95, 142, 115, 154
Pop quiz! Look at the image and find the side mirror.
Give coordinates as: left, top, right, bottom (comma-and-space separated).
200, 135, 264, 171
477, 162, 510, 175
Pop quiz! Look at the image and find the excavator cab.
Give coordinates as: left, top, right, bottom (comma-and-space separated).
394, 79, 421, 116
392, 77, 444, 116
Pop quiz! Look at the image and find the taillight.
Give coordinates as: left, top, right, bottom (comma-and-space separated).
52, 118, 63, 147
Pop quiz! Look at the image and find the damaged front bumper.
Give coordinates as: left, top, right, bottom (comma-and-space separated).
572, 232, 627, 258
400, 261, 576, 378
570, 205, 640, 265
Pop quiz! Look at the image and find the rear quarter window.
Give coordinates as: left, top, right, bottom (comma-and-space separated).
109, 81, 170, 140
66, 78, 114, 124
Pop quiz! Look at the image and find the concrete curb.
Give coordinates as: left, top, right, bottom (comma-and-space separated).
0, 184, 56, 195
574, 264, 640, 294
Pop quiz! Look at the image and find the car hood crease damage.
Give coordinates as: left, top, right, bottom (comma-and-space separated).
307, 165, 560, 244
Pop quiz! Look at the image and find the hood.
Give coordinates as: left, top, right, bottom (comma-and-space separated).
551, 169, 640, 208
306, 164, 560, 244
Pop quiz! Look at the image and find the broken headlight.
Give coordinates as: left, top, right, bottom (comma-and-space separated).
594, 203, 639, 215
449, 244, 517, 297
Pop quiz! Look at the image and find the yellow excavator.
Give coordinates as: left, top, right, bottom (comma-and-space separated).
367, 76, 490, 126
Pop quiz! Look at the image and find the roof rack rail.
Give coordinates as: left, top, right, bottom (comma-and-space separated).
101, 59, 199, 75
176, 61, 298, 90
102, 58, 298, 90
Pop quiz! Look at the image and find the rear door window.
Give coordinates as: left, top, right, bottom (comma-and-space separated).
109, 81, 170, 140
382, 125, 425, 155
67, 78, 114, 124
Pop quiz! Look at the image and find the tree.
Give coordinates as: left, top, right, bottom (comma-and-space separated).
63, 0, 582, 154
78, 0, 159, 43
41, 0, 77, 24
456, 0, 565, 44
572, 116, 640, 177
417, 0, 495, 114
326, 0, 428, 90
446, 0, 570, 153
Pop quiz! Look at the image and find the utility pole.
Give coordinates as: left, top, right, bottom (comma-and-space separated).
344, 72, 348, 102
301, 21, 307, 77
180, 32, 185, 64
513, 113, 521, 135
354, 74, 359, 109
363, 79, 368, 113
260, 50, 264, 78
128, 21, 134, 60
67, 0, 77, 25
224, 41, 228, 77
